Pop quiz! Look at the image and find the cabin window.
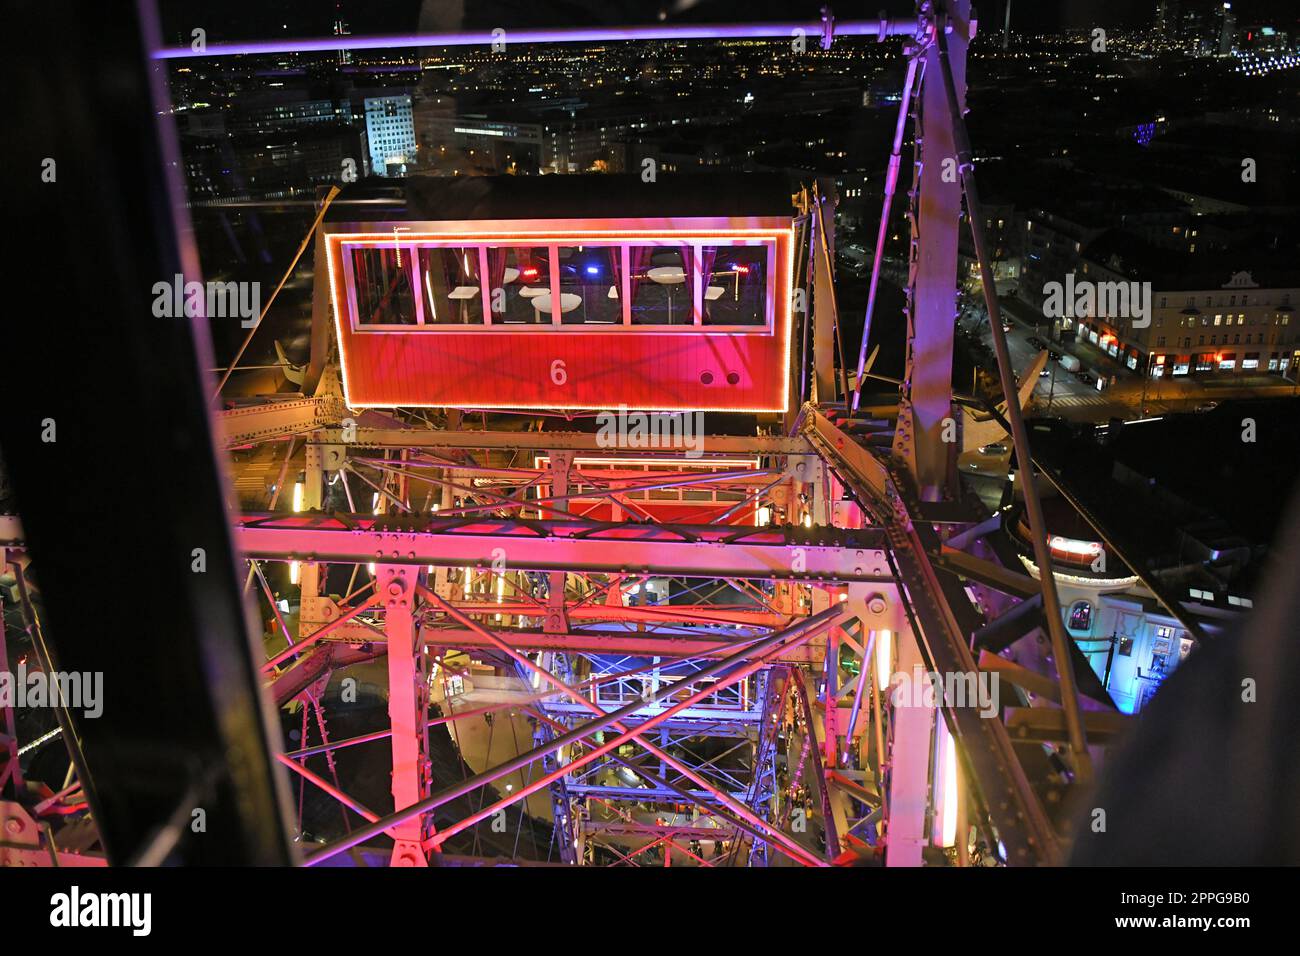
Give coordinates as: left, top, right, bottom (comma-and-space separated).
631, 243, 695, 325
557, 246, 623, 325
488, 247, 552, 324
352, 246, 417, 325
418, 246, 484, 325
702, 245, 767, 326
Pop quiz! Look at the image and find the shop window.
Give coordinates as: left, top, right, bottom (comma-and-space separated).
1067, 601, 1092, 631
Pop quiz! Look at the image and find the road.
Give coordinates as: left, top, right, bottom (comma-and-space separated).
974, 295, 1300, 422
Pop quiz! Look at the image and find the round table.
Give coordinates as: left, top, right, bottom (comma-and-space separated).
647, 266, 686, 285
532, 292, 582, 319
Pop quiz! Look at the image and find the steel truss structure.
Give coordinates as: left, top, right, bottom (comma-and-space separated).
2, 0, 1197, 869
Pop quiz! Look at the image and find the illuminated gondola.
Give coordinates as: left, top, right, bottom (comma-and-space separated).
324, 175, 796, 411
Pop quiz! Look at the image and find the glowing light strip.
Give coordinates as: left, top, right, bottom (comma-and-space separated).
935, 722, 959, 849
18, 726, 62, 756
781, 224, 795, 413
325, 234, 358, 409
538, 459, 763, 483
874, 629, 892, 689
1017, 555, 1140, 589
153, 20, 920, 60
568, 457, 761, 469
337, 230, 786, 240
344, 400, 787, 412
1047, 535, 1102, 557
423, 268, 437, 323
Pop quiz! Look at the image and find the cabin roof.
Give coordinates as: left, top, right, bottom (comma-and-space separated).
324, 173, 798, 224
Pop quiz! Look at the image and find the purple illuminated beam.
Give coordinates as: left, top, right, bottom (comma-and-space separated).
153, 20, 921, 60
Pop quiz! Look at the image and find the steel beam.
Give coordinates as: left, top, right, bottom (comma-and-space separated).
439, 602, 792, 628
931, 8, 1091, 778
234, 515, 890, 582
378, 564, 432, 865
220, 397, 344, 447
936, 546, 1041, 598
153, 18, 924, 59
891, 0, 968, 500
321, 428, 814, 456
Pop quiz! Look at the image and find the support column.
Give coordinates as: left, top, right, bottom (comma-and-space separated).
297, 441, 325, 639
845, 583, 915, 861
823, 627, 840, 772
545, 452, 573, 633
892, 0, 970, 500
380, 564, 431, 866
811, 185, 840, 404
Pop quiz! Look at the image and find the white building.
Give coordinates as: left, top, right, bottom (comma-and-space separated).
364, 95, 415, 178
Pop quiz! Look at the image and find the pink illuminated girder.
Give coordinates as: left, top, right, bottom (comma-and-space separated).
152, 20, 922, 60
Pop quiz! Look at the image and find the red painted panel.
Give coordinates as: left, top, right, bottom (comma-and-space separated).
568, 501, 757, 525
534, 457, 762, 526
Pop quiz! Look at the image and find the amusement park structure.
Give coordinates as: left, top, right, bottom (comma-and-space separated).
1, 0, 1193, 868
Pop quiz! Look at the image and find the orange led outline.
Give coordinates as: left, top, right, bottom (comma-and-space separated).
535, 456, 762, 469
327, 224, 796, 413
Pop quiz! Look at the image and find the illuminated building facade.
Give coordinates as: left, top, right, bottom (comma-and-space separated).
365, 94, 415, 178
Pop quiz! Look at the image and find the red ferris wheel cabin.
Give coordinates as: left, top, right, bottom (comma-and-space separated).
324, 175, 797, 412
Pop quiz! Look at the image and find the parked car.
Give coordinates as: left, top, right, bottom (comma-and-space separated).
961, 442, 1012, 477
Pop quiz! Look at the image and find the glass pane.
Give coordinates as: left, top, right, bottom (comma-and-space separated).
487, 247, 552, 324
557, 247, 623, 325
352, 246, 416, 325
702, 245, 768, 326
630, 244, 693, 325
418, 246, 483, 324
